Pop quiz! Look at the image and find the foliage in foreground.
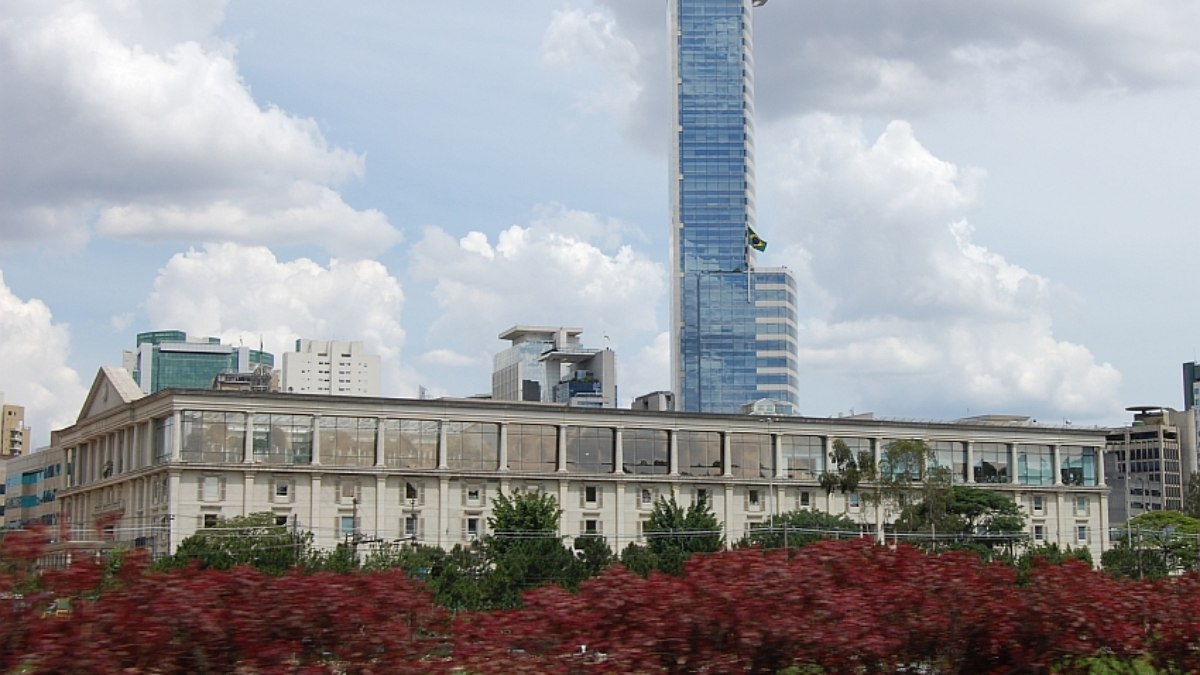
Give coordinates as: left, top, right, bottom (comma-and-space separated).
9, 529, 1200, 673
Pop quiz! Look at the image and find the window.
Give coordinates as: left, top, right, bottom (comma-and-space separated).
974, 443, 1010, 484
465, 485, 484, 506
1032, 495, 1044, 514
799, 491, 811, 508
203, 513, 219, 528
848, 492, 861, 510
405, 481, 420, 503
1075, 496, 1089, 515
565, 427, 615, 474
318, 416, 377, 467
274, 515, 289, 527
730, 433, 772, 478
199, 475, 224, 502
696, 488, 709, 505
1033, 524, 1045, 542
1061, 446, 1098, 486
585, 485, 598, 504
466, 516, 480, 538
624, 429, 669, 474
929, 440, 968, 483
445, 421, 500, 471
1076, 524, 1089, 544
339, 515, 357, 539
508, 423, 558, 473
182, 411, 246, 463
272, 478, 292, 503
339, 479, 359, 504
678, 431, 722, 477
640, 487, 654, 507
252, 414, 313, 465
381, 419, 438, 469
404, 514, 419, 538
780, 436, 824, 479
583, 519, 601, 535
1017, 444, 1055, 486
747, 489, 761, 511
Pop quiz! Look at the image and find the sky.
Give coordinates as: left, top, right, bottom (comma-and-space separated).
2, 1, 1199, 447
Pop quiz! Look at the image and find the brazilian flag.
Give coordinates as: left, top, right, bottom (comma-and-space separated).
747, 227, 767, 252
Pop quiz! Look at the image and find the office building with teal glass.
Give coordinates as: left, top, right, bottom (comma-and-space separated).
123, 330, 275, 394
669, 0, 799, 413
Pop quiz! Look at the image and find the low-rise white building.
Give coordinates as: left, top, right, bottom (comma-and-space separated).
53, 368, 1113, 561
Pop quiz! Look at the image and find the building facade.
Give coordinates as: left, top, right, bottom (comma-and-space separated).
669, 0, 800, 413
492, 327, 616, 408
1104, 406, 1197, 524
124, 330, 275, 395
281, 339, 381, 397
1, 392, 30, 457
2, 446, 65, 530
53, 369, 1111, 562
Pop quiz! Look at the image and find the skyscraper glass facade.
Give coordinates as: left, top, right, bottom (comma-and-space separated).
670, 0, 799, 412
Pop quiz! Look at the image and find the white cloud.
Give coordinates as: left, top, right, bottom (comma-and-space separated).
617, 330, 671, 405
596, 1, 1200, 120
0, 269, 87, 446
408, 205, 665, 370
542, 7, 642, 120
418, 349, 484, 369
759, 115, 1120, 418
0, 0, 399, 256
144, 243, 415, 395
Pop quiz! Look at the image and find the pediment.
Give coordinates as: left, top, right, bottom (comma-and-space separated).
77, 366, 145, 423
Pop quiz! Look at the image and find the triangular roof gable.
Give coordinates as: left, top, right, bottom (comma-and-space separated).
77, 366, 145, 423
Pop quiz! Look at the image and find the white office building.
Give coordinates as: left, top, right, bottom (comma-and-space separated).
281, 340, 380, 397
54, 368, 1112, 562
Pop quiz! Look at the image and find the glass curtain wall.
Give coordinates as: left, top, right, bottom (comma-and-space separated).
623, 428, 669, 475
181, 411, 245, 463
508, 423, 558, 473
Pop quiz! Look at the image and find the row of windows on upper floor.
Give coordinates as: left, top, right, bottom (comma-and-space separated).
63, 411, 1102, 488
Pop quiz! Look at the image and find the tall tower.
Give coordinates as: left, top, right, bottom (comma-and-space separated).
669, 0, 799, 413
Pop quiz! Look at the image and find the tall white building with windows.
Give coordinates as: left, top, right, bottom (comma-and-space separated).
281, 340, 380, 397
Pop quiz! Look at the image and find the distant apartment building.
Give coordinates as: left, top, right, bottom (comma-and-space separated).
1, 392, 30, 457
2, 446, 65, 530
1104, 406, 1197, 524
281, 340, 380, 397
492, 326, 616, 408
123, 330, 274, 395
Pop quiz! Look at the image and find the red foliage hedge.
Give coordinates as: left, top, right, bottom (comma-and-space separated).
4, 532, 1200, 673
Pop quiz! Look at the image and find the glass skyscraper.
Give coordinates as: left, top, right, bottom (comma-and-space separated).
670, 0, 799, 413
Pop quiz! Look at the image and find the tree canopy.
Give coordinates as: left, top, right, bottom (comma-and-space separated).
739, 509, 859, 550
621, 495, 723, 576
158, 512, 307, 575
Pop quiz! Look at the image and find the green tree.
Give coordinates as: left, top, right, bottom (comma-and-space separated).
157, 512, 309, 575
819, 438, 874, 496
738, 509, 859, 549
480, 490, 585, 608
1103, 511, 1200, 579
1014, 543, 1094, 584
623, 495, 723, 576
894, 485, 1025, 556
573, 534, 614, 577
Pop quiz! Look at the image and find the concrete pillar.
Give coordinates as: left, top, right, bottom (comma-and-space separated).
966, 441, 976, 484
498, 422, 509, 472
613, 428, 624, 475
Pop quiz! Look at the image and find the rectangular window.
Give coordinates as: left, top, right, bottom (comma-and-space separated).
696, 488, 709, 505
381, 419, 438, 469
583, 519, 600, 535
445, 421, 500, 471
780, 435, 824, 479
585, 485, 598, 504
274, 479, 290, 501
200, 475, 223, 502
404, 514, 419, 537
565, 427, 616, 474
1076, 524, 1089, 544
1075, 496, 1088, 515
848, 492, 861, 510
203, 513, 219, 528
466, 517, 480, 537
466, 487, 481, 505
339, 515, 357, 539
623, 428, 669, 474
181, 410, 247, 463
800, 491, 811, 508
640, 487, 654, 507
318, 416, 377, 467
508, 423, 558, 473
974, 443, 1010, 484
730, 433, 772, 478
405, 481, 420, 502
1032, 495, 1044, 514
678, 431, 722, 477
1034, 524, 1045, 542
274, 515, 289, 527
339, 479, 358, 503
